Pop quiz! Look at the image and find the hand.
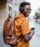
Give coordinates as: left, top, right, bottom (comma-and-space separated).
30, 30, 34, 36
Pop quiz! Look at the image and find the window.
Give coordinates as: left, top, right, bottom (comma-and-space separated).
8, 6, 12, 16
7, 0, 13, 4
14, 0, 17, 5
14, 11, 17, 16
7, 2, 12, 17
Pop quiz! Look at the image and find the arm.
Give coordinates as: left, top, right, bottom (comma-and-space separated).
21, 19, 34, 42
23, 29, 34, 42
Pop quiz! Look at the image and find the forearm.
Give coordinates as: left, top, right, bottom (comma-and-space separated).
29, 31, 34, 39
24, 31, 34, 42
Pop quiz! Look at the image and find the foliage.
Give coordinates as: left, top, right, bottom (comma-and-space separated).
34, 8, 40, 19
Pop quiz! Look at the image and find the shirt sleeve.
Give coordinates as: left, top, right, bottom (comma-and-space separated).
21, 19, 30, 35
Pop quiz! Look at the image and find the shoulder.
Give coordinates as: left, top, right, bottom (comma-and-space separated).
15, 15, 25, 23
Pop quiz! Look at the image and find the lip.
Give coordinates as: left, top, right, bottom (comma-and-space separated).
26, 12, 30, 14
26, 12, 30, 16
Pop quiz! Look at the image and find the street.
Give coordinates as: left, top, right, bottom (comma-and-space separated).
29, 21, 40, 47
0, 27, 10, 47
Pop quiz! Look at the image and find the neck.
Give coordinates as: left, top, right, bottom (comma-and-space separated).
23, 12, 28, 17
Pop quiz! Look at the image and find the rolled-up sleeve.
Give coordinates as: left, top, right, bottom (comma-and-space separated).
21, 19, 30, 35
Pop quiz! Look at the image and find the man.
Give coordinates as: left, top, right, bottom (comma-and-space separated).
11, 2, 34, 47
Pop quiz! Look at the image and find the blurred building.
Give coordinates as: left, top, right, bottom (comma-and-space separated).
0, 0, 7, 28
0, 0, 26, 28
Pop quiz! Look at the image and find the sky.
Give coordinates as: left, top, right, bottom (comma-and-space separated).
26, 0, 40, 17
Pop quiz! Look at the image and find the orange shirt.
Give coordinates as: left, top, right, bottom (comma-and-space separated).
12, 13, 30, 47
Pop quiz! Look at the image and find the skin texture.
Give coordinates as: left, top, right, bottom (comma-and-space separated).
23, 5, 34, 42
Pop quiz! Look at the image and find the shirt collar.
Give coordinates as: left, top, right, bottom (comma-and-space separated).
18, 13, 25, 17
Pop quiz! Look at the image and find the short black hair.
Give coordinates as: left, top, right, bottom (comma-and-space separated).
19, 2, 30, 13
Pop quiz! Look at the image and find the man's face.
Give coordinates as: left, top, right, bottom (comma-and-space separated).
23, 5, 31, 17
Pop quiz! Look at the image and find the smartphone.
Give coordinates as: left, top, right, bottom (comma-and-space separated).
31, 28, 35, 30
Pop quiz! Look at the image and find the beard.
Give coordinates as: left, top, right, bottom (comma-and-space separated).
23, 12, 29, 17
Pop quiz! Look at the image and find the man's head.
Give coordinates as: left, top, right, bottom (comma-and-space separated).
19, 2, 31, 17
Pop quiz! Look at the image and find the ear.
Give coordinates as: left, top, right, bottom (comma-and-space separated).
21, 7, 24, 11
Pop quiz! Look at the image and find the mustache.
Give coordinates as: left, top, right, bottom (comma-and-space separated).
25, 11, 31, 14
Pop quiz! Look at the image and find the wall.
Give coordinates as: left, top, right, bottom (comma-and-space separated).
0, 2, 7, 27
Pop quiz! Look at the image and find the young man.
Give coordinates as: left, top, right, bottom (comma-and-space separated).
11, 2, 34, 47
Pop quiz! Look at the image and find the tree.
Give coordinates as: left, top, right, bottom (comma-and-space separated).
34, 8, 40, 19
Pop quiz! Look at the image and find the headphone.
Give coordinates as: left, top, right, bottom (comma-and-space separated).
19, 6, 24, 12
